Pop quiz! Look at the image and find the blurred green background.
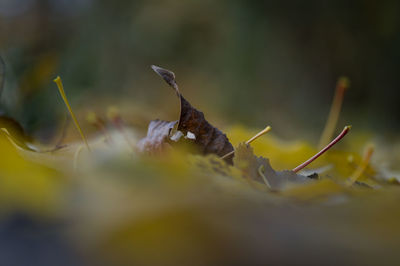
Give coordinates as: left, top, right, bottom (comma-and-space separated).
1, 0, 399, 140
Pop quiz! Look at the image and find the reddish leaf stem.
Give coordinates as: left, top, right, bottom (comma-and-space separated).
318, 77, 349, 149
292, 126, 351, 173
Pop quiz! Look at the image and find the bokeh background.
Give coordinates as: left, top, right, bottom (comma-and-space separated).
2, 2, 400, 266
1, 0, 400, 140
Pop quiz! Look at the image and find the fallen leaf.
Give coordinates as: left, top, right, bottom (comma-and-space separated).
233, 143, 310, 190
0, 133, 63, 216
0, 115, 29, 145
138, 66, 234, 161
137, 119, 177, 154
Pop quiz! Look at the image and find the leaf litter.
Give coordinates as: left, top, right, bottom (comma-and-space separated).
0, 63, 399, 265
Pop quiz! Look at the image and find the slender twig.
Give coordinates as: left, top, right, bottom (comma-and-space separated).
54, 76, 90, 151
293, 126, 351, 173
318, 77, 349, 149
221, 126, 271, 160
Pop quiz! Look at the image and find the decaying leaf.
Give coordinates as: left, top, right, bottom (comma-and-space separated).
151, 65, 179, 93
137, 119, 177, 153
234, 143, 311, 190
177, 93, 234, 158
138, 66, 234, 161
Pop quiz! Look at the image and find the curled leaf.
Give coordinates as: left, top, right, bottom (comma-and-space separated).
151, 65, 179, 94
175, 93, 234, 160
139, 65, 234, 162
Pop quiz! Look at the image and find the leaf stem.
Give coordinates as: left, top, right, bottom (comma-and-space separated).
293, 125, 351, 173
346, 144, 374, 186
53, 76, 90, 152
318, 77, 349, 149
221, 126, 271, 160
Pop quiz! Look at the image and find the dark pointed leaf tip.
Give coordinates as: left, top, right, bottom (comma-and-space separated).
151, 65, 178, 92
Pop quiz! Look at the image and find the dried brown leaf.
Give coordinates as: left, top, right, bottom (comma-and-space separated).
139, 65, 234, 161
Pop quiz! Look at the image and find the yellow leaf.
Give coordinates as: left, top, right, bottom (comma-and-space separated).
0, 133, 63, 217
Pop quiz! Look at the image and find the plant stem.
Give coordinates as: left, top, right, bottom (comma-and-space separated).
221, 126, 271, 160
293, 125, 351, 173
346, 144, 374, 186
54, 76, 90, 152
318, 77, 349, 149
